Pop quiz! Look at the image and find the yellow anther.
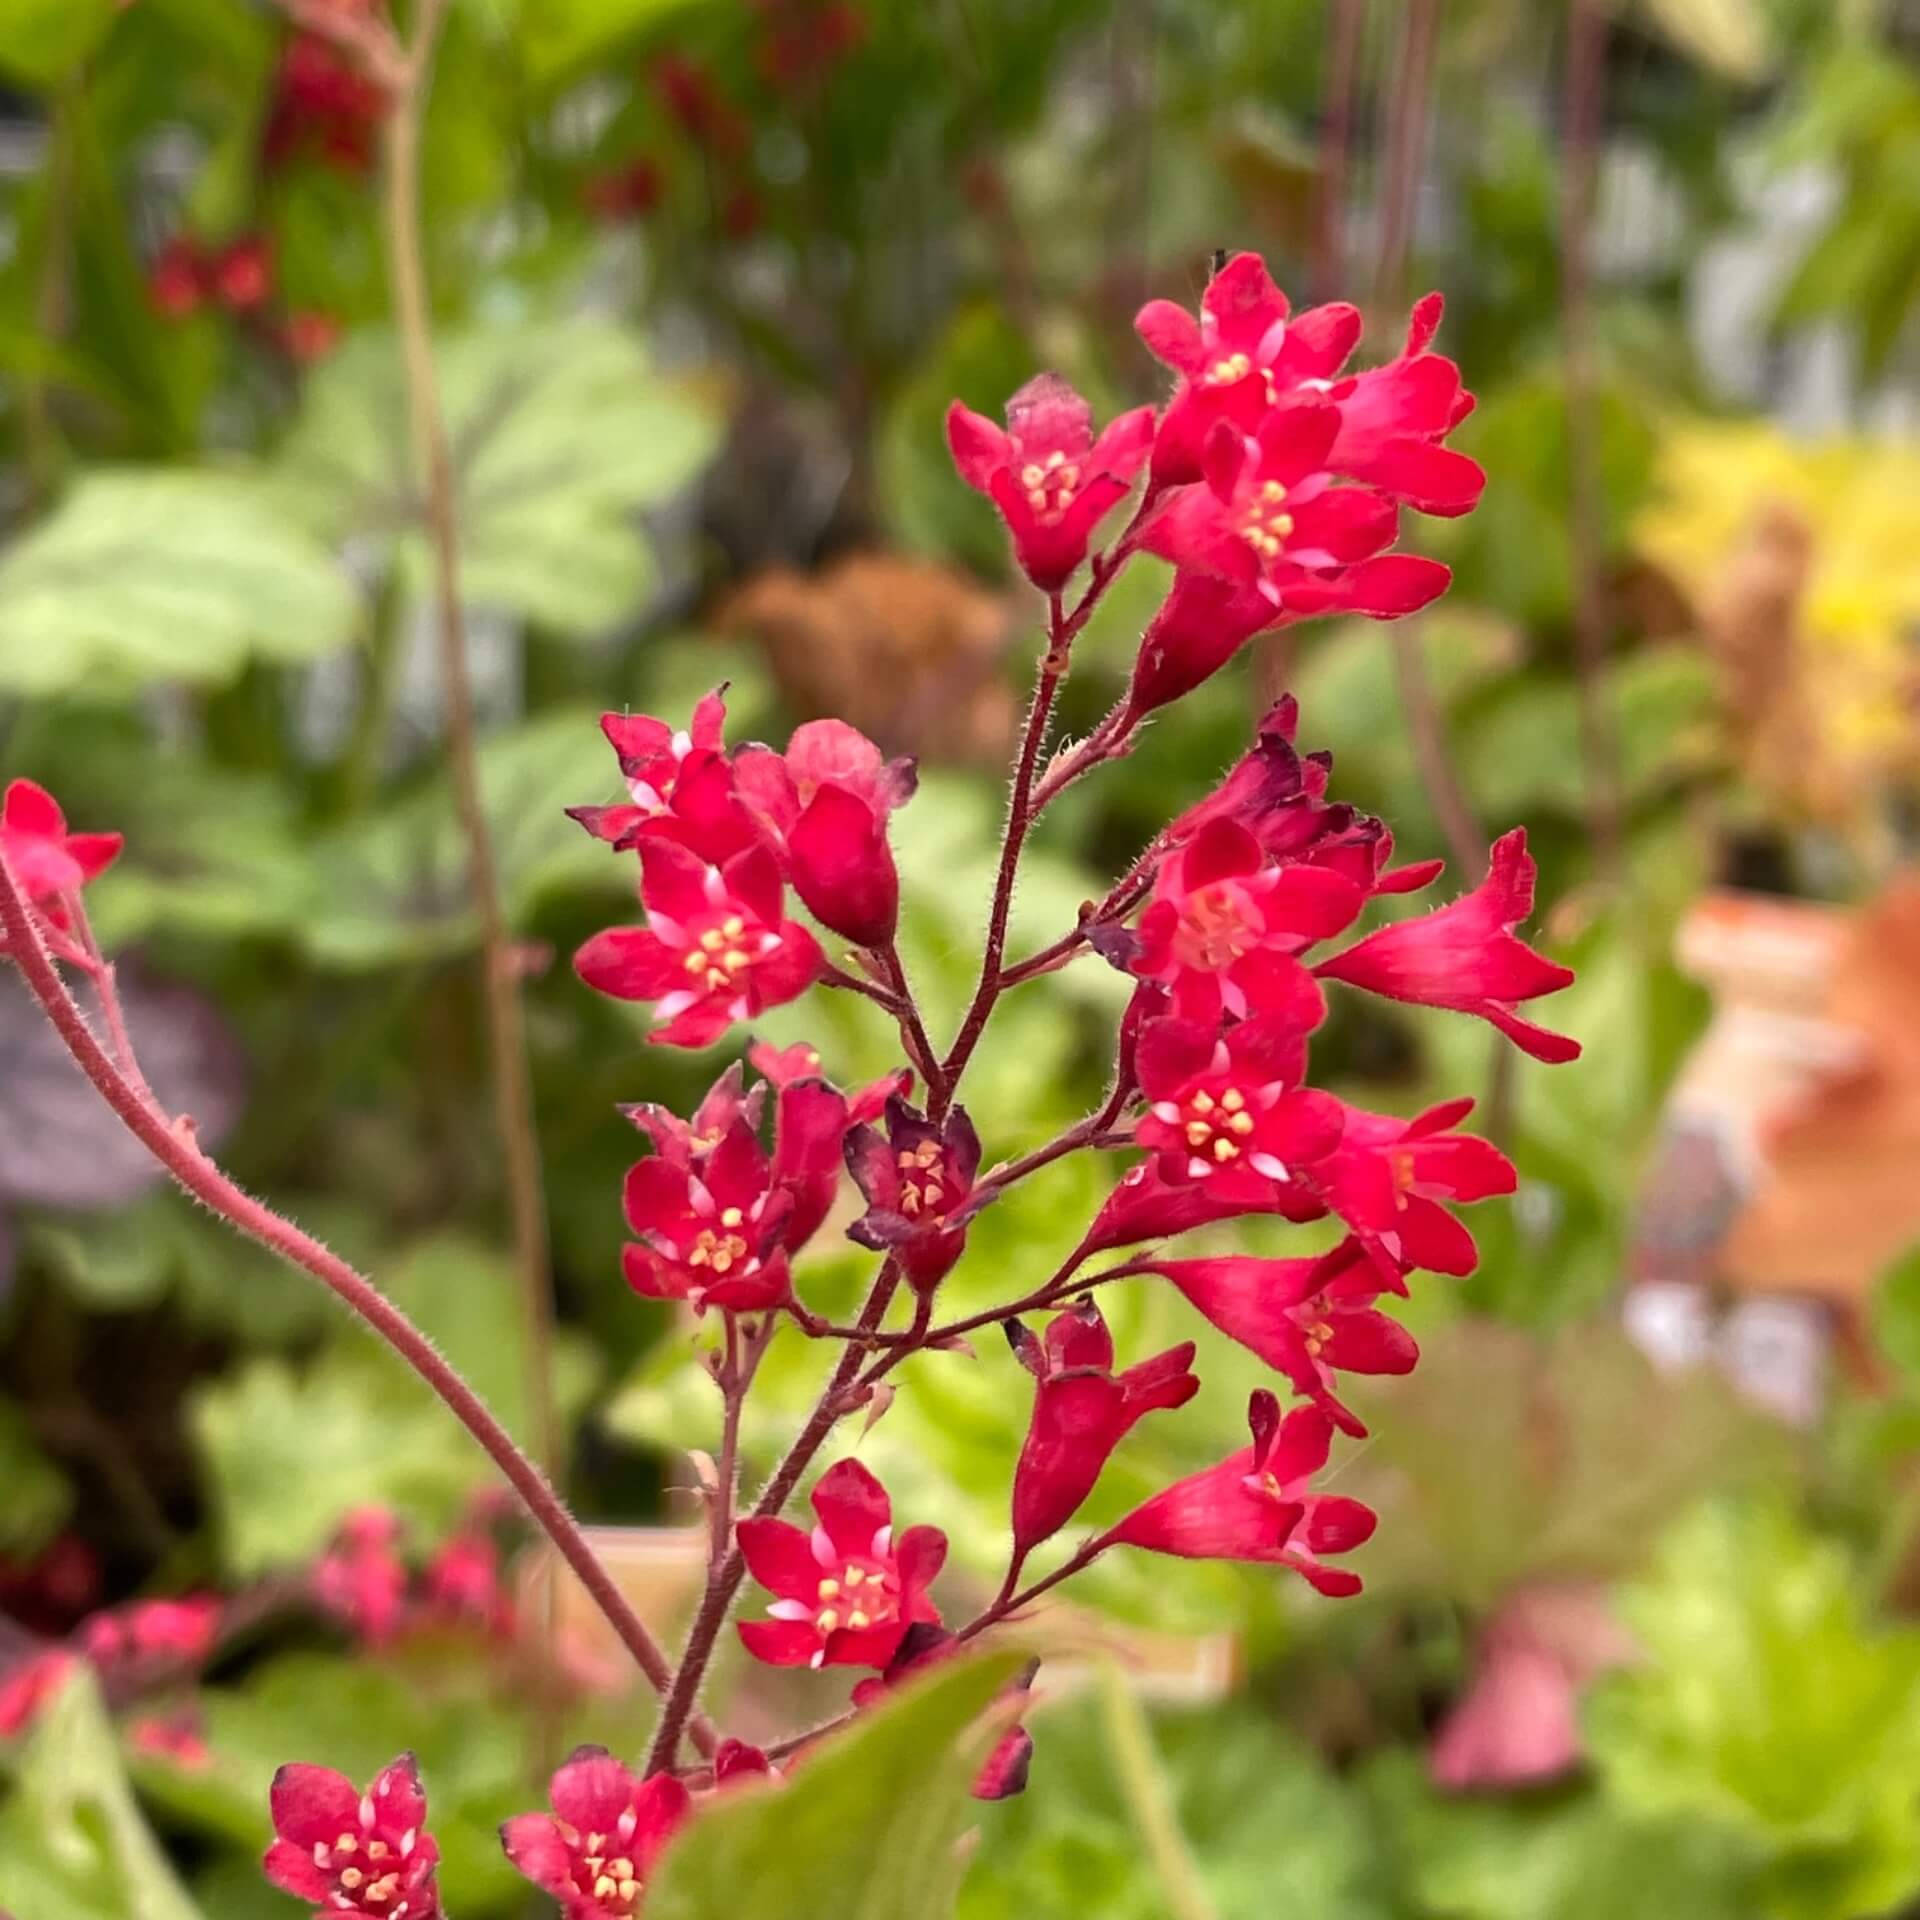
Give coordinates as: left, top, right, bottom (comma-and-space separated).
721, 915, 745, 938
1228, 1112, 1255, 1135
844, 1565, 865, 1586
1213, 1137, 1239, 1161
723, 947, 750, 971
340, 1868, 364, 1891
367, 1842, 389, 1861
1055, 488, 1075, 510
720, 1207, 743, 1228
1060, 463, 1080, 487
1027, 488, 1047, 511
1262, 479, 1287, 504
1184, 1120, 1213, 1146
847, 1609, 871, 1631
608, 1859, 635, 1880
1045, 448, 1065, 469
699, 928, 726, 952
683, 950, 707, 974
1220, 1089, 1245, 1111
1020, 463, 1044, 488
817, 1577, 840, 1600
817, 1608, 839, 1632
1191, 1091, 1215, 1114
367, 1876, 399, 1904
595, 1876, 619, 1902
336, 1836, 359, 1855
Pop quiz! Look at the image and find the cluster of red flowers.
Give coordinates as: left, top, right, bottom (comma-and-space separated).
584, 7, 865, 232
0, 1590, 223, 1740
0, 250, 1578, 1918
311, 1503, 515, 1648
264, 16, 386, 176
148, 232, 341, 363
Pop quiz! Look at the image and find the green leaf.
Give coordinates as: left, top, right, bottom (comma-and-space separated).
0, 1667, 204, 1920
513, 0, 703, 90
0, 0, 119, 88
271, 320, 723, 637
646, 1650, 1024, 1920
0, 473, 359, 695
1871, 1243, 1920, 1390
1588, 1502, 1920, 1919
189, 1233, 596, 1575
0, 1395, 72, 1559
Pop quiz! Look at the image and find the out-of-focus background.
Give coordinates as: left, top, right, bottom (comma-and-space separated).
2, 0, 1920, 1914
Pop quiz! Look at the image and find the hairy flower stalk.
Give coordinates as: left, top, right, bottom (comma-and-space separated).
1, 248, 1578, 1914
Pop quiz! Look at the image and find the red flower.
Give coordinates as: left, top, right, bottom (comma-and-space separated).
748, 1039, 907, 1125
735, 718, 917, 948
313, 1508, 411, 1646
1133, 1013, 1344, 1205
212, 236, 274, 312
78, 1594, 222, 1669
584, 157, 664, 222
621, 1059, 763, 1169
1105, 1393, 1374, 1596
1311, 1097, 1516, 1279
652, 54, 747, 154
129, 1709, 213, 1770
575, 837, 823, 1048
843, 1095, 982, 1291
1083, 1156, 1282, 1256
1006, 1299, 1199, 1557
282, 310, 344, 363
1321, 292, 1485, 515
500, 1747, 690, 1919
568, 692, 754, 864
264, 1754, 441, 1919
1315, 828, 1580, 1064
421, 1526, 511, 1635
621, 1118, 796, 1315
737, 1459, 946, 1670
1146, 1237, 1416, 1437
265, 33, 383, 175
1126, 817, 1362, 1024
0, 1649, 75, 1738
947, 374, 1156, 590
150, 237, 207, 319
1136, 253, 1356, 483
0, 778, 122, 967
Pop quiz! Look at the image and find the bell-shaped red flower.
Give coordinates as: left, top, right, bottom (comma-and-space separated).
734, 718, 916, 947
621, 1118, 795, 1315
843, 1095, 983, 1291
1146, 1237, 1416, 1438
1105, 1393, 1374, 1596
500, 1746, 690, 1919
1007, 1300, 1199, 1557
0, 778, 123, 968
1133, 1012, 1344, 1204
1136, 254, 1359, 480
264, 1754, 441, 1920
1310, 1096, 1517, 1279
575, 838, 823, 1048
736, 1459, 946, 1670
312, 1508, 411, 1646
1124, 817, 1362, 1025
568, 690, 757, 864
947, 374, 1155, 590
1315, 828, 1580, 1064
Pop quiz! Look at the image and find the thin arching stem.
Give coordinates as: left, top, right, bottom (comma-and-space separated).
0, 852, 713, 1757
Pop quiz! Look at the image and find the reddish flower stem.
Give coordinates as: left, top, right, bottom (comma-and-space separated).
0, 852, 712, 1756
950, 1532, 1114, 1648
879, 941, 946, 1107
645, 1265, 906, 1773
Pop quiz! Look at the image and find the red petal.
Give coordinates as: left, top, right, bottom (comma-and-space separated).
736, 1516, 823, 1602
946, 401, 1010, 492
810, 1457, 892, 1558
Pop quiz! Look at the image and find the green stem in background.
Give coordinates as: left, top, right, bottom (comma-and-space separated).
21, 78, 78, 512
0, 849, 713, 1755
1097, 1662, 1222, 1920
1559, 0, 1625, 887
379, 0, 561, 1478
